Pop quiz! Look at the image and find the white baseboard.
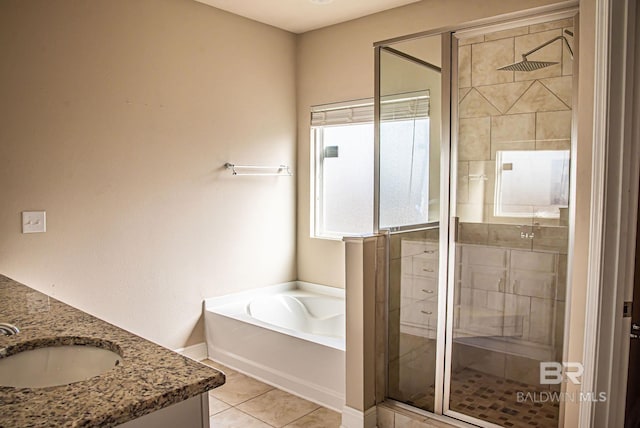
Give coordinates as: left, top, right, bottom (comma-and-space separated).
208, 346, 345, 412
174, 342, 208, 361
341, 405, 377, 428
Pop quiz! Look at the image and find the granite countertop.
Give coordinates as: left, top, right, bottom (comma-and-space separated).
0, 275, 225, 428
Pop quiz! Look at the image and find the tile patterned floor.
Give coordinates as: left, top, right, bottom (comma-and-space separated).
202, 358, 558, 427
388, 332, 560, 427
400, 368, 559, 428
201, 359, 342, 428
448, 368, 560, 428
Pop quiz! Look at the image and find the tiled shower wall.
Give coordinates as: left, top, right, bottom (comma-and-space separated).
452, 18, 573, 382
456, 17, 574, 226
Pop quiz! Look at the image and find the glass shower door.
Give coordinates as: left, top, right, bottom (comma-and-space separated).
445, 16, 575, 427
378, 36, 445, 414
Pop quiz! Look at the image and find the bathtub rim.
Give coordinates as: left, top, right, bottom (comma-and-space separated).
204, 281, 346, 351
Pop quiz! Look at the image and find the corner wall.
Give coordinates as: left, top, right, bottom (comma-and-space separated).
0, 0, 297, 350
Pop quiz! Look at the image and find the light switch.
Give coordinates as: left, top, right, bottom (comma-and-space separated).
22, 211, 46, 233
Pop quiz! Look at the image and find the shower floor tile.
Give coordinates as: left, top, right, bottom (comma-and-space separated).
388, 333, 560, 427
401, 367, 560, 428
448, 368, 560, 428
202, 359, 341, 428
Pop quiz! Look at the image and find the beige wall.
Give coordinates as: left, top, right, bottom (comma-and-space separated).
0, 0, 297, 350
296, 0, 568, 288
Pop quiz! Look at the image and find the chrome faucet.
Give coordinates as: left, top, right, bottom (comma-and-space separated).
0, 323, 20, 336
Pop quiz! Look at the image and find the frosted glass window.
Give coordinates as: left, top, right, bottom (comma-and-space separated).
311, 94, 431, 238
495, 150, 570, 218
313, 124, 374, 238
379, 118, 431, 228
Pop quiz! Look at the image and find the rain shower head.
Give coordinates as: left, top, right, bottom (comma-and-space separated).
497, 59, 558, 72
498, 59, 558, 71
498, 29, 574, 72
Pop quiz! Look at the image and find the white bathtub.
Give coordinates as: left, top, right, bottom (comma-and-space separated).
204, 281, 345, 411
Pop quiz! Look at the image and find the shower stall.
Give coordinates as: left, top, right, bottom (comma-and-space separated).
375, 8, 577, 428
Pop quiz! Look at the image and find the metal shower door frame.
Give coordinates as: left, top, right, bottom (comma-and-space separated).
374, 4, 579, 428
444, 8, 580, 428
374, 30, 453, 420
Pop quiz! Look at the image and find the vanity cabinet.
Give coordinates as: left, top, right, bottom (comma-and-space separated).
400, 240, 439, 338
456, 244, 560, 348
457, 246, 509, 337
118, 394, 209, 428
397, 240, 562, 349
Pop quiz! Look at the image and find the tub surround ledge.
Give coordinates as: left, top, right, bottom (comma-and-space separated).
0, 274, 225, 428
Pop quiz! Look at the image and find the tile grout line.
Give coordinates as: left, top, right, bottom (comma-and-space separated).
233, 406, 279, 428
235, 391, 323, 427
205, 359, 338, 427
280, 407, 321, 428
230, 398, 322, 428
214, 384, 276, 408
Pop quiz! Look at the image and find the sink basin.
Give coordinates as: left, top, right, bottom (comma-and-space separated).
0, 344, 122, 388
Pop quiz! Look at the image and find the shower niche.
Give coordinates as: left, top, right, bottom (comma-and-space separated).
378, 12, 576, 428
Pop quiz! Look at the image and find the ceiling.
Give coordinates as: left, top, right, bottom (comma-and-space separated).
193, 0, 422, 34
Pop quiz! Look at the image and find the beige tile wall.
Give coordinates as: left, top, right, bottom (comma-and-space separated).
456, 17, 574, 227
455, 20, 573, 365
458, 223, 568, 253
454, 18, 575, 378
